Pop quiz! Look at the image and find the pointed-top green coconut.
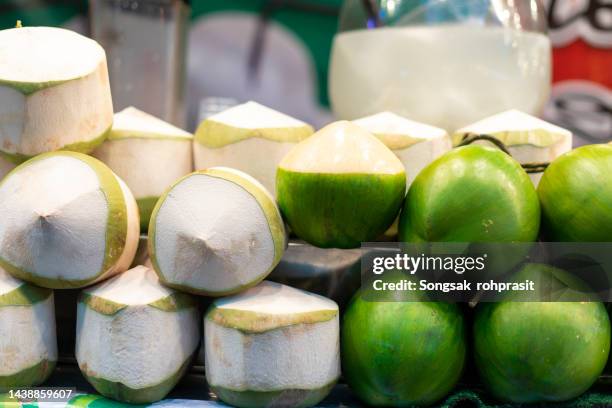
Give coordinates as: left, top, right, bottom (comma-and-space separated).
0, 267, 57, 392
194, 101, 314, 195
0, 151, 140, 289
76, 265, 200, 404
277, 120, 406, 248
0, 26, 113, 162
354, 111, 451, 185
93, 107, 193, 231
149, 167, 287, 296
205, 281, 340, 408
452, 110, 572, 185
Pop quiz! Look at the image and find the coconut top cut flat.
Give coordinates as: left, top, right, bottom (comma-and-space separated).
195, 101, 314, 148
452, 110, 571, 147
81, 265, 197, 316
110, 107, 193, 140
207, 281, 338, 333
0, 152, 135, 288
279, 120, 405, 175
0, 26, 105, 94
354, 112, 448, 149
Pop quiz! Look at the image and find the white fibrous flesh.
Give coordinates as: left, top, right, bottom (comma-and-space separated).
151, 168, 284, 294
194, 101, 313, 195
93, 107, 193, 201
0, 27, 113, 158
0, 268, 56, 377
0, 154, 139, 286
205, 281, 340, 392
76, 266, 199, 390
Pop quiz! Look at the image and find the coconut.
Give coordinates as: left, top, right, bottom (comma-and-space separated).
277, 120, 406, 248
474, 264, 610, 403
0, 26, 113, 163
354, 112, 451, 185
149, 167, 286, 296
399, 145, 540, 243
93, 107, 193, 231
538, 144, 612, 241
205, 281, 340, 408
76, 265, 200, 404
194, 101, 314, 195
452, 110, 572, 185
0, 267, 56, 391
0, 152, 139, 289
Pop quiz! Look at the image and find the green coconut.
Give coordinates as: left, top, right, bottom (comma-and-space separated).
474, 263, 610, 403
76, 265, 200, 404
399, 145, 540, 242
0, 152, 140, 289
277, 120, 406, 248
0, 267, 57, 392
149, 167, 286, 296
342, 277, 466, 406
538, 144, 612, 241
0, 26, 113, 162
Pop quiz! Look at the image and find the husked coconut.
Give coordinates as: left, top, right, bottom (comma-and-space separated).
93, 107, 193, 231
194, 101, 314, 194
149, 167, 286, 296
354, 111, 451, 185
76, 265, 200, 404
0, 26, 113, 162
452, 110, 572, 185
0, 267, 57, 391
0, 152, 139, 288
205, 281, 340, 408
277, 120, 406, 248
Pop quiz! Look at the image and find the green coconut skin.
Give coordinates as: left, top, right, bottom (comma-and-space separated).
342, 288, 466, 407
136, 196, 159, 232
538, 144, 612, 241
399, 145, 540, 242
475, 301, 610, 403
211, 382, 336, 408
0, 125, 111, 166
276, 170, 405, 248
81, 353, 194, 404
0, 359, 56, 392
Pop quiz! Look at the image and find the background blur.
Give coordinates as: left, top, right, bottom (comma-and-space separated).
0, 0, 610, 144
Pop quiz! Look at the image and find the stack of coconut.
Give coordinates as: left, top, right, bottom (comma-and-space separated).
0, 23, 577, 408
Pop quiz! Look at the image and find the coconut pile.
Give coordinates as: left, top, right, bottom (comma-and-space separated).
0, 21, 583, 408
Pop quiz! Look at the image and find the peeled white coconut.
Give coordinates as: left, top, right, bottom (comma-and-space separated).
452, 110, 572, 185
149, 167, 286, 296
0, 267, 57, 391
76, 265, 199, 404
205, 281, 340, 408
0, 152, 139, 289
354, 111, 451, 185
193, 101, 314, 195
93, 107, 193, 231
0, 26, 113, 162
